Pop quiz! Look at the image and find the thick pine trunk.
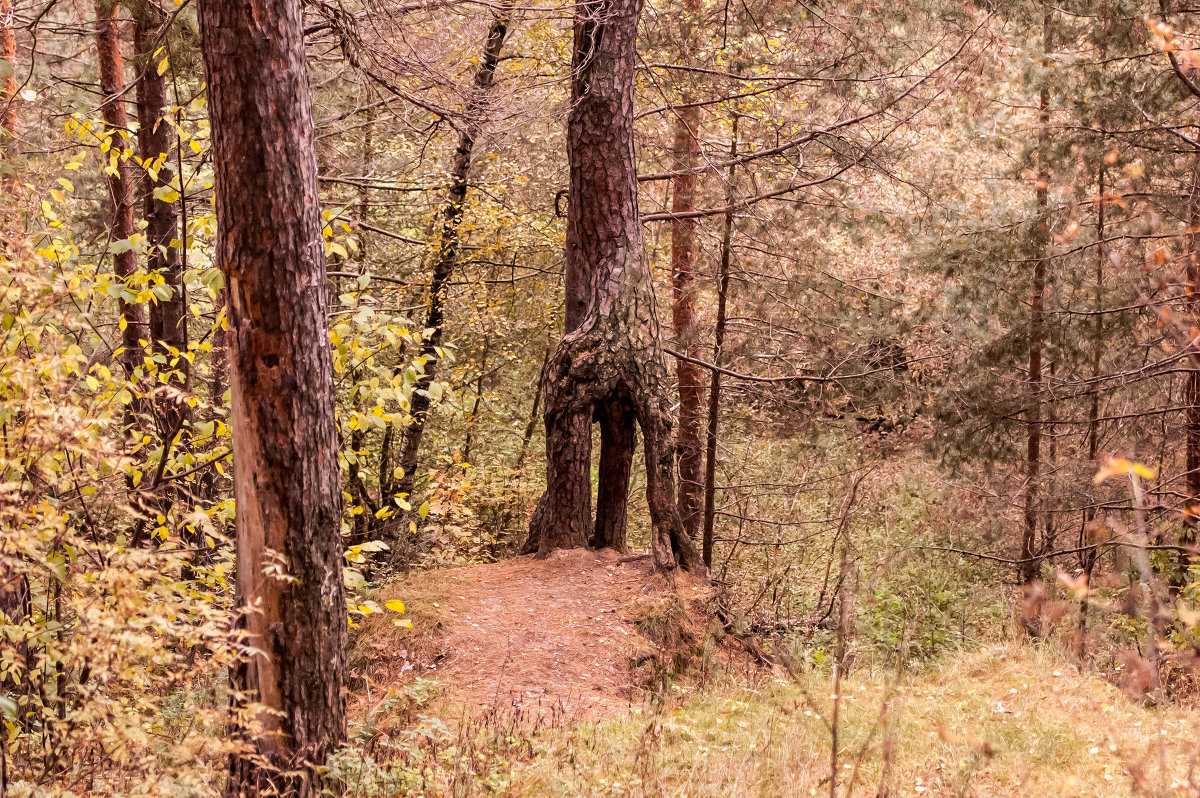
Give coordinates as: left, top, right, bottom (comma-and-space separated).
197, 0, 348, 793
95, 2, 148, 409
391, 5, 513, 511
526, 0, 703, 574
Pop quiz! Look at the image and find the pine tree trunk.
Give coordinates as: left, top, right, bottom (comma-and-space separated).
702, 118, 737, 569
1021, 4, 1051, 588
391, 5, 513, 513
134, 5, 188, 435
670, 0, 704, 541
1, 0, 15, 156
526, 0, 703, 574
1182, 156, 1200, 581
671, 101, 704, 541
197, 0, 348, 792
95, 2, 148, 410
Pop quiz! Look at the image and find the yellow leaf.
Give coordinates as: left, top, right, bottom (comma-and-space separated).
385, 599, 405, 613
1094, 456, 1157, 483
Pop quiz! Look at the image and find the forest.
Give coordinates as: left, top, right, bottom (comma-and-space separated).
7, 0, 1200, 795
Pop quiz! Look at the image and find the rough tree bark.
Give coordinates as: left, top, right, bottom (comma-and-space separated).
391, 4, 513, 511
197, 0, 348, 793
95, 1, 149, 412
670, 0, 704, 540
134, 3, 188, 435
525, 0, 704, 573
1020, 3, 1051, 588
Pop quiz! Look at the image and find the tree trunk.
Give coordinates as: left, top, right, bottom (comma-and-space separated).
95, 1, 148, 414
1020, 4, 1051, 588
525, 0, 704, 574
702, 117, 737, 569
197, 0, 347, 792
1182, 154, 1200, 583
1, 0, 15, 158
670, 0, 704, 540
391, 4, 513, 511
134, 4, 188, 436
1079, 155, 1105, 656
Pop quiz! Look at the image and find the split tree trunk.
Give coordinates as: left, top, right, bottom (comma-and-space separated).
391, 4, 513, 510
525, 0, 703, 573
670, 0, 704, 540
197, 0, 348, 793
95, 1, 148, 411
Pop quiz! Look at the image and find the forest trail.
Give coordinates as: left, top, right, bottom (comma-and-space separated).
359, 548, 716, 723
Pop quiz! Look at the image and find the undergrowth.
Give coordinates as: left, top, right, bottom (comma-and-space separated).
345, 643, 1200, 797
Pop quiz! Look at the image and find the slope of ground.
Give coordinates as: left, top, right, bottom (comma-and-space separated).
510, 644, 1200, 797
350, 558, 1200, 797
354, 548, 718, 723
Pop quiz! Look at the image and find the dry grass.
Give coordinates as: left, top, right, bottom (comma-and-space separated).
504, 643, 1200, 797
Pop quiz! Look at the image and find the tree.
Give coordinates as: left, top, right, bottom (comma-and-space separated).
196, 0, 348, 792
669, 0, 704, 541
525, 0, 704, 573
94, 0, 148, 408
1, 0, 15, 163
391, 3, 514, 513
1020, 1, 1053, 588
133, 1, 187, 435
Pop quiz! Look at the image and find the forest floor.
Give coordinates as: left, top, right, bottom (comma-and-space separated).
354, 547, 721, 725
352, 556, 1200, 797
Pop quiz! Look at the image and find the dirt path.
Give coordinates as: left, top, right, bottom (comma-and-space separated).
359, 548, 713, 723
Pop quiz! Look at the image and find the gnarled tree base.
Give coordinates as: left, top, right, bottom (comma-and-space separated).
524, 307, 705, 575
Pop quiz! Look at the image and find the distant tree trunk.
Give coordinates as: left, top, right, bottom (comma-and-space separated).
461, 335, 490, 463
671, 0, 704, 540
1079, 156, 1105, 655
390, 5, 513, 514
702, 118, 737, 569
1182, 155, 1200, 585
1021, 4, 1051, 588
134, 4, 188, 436
0, 0, 17, 218
525, 0, 704, 573
356, 94, 375, 259
95, 1, 148, 414
197, 0, 348, 792
1, 0, 15, 160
